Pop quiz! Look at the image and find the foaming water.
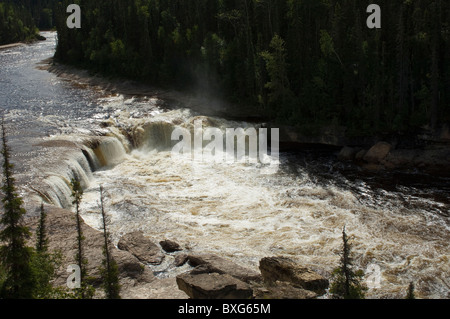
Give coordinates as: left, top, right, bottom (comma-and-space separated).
79, 113, 449, 299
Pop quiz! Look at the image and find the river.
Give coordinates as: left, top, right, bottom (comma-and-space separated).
0, 32, 448, 299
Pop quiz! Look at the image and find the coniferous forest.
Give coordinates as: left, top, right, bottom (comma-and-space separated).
0, 0, 54, 44
51, 0, 449, 136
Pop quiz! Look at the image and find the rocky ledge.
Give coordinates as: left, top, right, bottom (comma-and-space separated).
26, 206, 329, 299
338, 140, 450, 176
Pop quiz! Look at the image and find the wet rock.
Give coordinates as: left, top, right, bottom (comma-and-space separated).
160, 239, 182, 253
187, 253, 262, 283
363, 142, 393, 164
253, 281, 317, 299
174, 254, 189, 267
118, 231, 165, 265
259, 257, 329, 295
176, 272, 253, 299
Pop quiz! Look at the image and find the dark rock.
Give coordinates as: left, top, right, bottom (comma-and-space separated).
174, 254, 189, 267
363, 142, 393, 164
118, 231, 165, 265
160, 239, 182, 253
259, 257, 329, 295
187, 253, 262, 283
338, 147, 359, 161
355, 149, 368, 161
176, 272, 253, 299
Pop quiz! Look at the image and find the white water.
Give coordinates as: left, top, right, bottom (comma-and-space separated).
73, 105, 449, 299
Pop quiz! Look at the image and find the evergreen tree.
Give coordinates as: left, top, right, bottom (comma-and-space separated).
98, 185, 121, 299
330, 227, 367, 299
406, 282, 416, 299
70, 178, 93, 299
0, 119, 35, 299
30, 202, 64, 299
36, 203, 48, 253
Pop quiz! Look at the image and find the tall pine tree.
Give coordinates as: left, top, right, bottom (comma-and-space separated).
0, 119, 35, 299
70, 178, 93, 299
98, 185, 120, 299
330, 227, 367, 299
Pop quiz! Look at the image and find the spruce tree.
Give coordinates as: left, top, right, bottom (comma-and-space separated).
0, 119, 35, 298
98, 185, 121, 299
36, 203, 48, 253
70, 178, 93, 299
406, 282, 416, 299
31, 202, 63, 299
330, 227, 367, 299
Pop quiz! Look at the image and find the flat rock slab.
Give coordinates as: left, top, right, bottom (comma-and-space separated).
176, 272, 253, 299
254, 281, 318, 299
118, 231, 165, 265
187, 253, 262, 283
259, 257, 329, 294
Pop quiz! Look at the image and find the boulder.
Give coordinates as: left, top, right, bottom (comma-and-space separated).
160, 239, 182, 253
176, 272, 253, 299
259, 257, 329, 294
355, 149, 368, 161
187, 253, 262, 283
118, 231, 165, 265
174, 254, 189, 267
112, 249, 155, 283
363, 142, 392, 164
254, 281, 317, 299
338, 147, 358, 161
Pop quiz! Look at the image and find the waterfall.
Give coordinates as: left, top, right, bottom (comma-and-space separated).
41, 151, 92, 208
138, 121, 179, 151
40, 136, 127, 208
93, 136, 127, 167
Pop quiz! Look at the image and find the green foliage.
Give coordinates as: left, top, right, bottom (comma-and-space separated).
406, 282, 416, 299
330, 227, 368, 299
0, 0, 49, 45
0, 120, 36, 298
98, 186, 121, 299
70, 178, 94, 299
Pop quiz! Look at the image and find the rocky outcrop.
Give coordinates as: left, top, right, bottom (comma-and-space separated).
25, 206, 158, 297
160, 239, 182, 253
176, 272, 253, 299
186, 253, 262, 283
118, 231, 165, 265
363, 142, 393, 164
338, 140, 450, 176
259, 257, 329, 295
338, 146, 361, 161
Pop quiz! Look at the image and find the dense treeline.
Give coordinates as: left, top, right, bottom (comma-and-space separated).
0, 0, 55, 45
53, 0, 449, 135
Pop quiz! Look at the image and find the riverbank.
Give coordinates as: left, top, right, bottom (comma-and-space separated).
0, 43, 24, 50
